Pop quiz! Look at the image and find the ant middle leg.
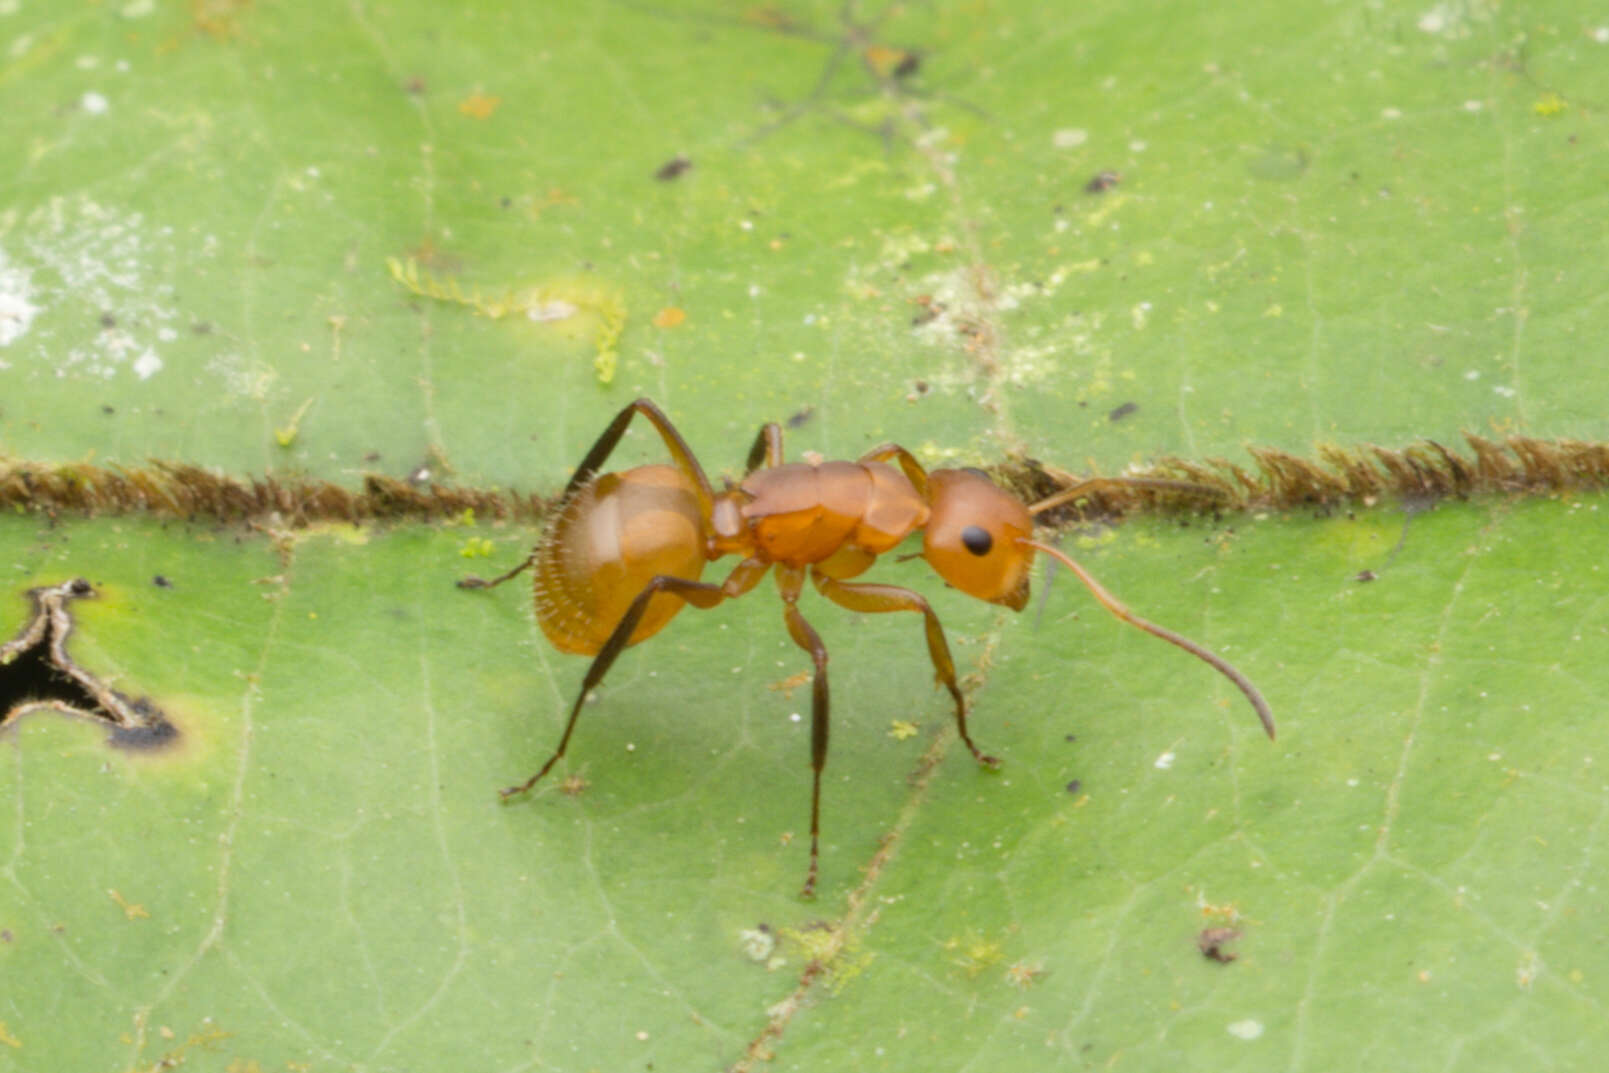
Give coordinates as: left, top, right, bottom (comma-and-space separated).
502, 557, 771, 798
812, 572, 999, 768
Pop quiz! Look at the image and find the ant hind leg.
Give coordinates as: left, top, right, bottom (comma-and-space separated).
566, 398, 717, 509
503, 557, 774, 797
744, 422, 785, 474
456, 552, 536, 591
501, 573, 727, 799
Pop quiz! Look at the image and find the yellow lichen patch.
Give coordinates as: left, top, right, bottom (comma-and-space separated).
742, 5, 801, 31
767, 670, 811, 699
1005, 961, 1046, 989
651, 306, 686, 329
191, 0, 253, 40
888, 719, 919, 741
459, 536, 495, 559
109, 888, 150, 921
524, 187, 581, 220
387, 257, 625, 383
294, 522, 371, 546
1084, 192, 1128, 228
1533, 91, 1566, 117
776, 924, 874, 994
946, 933, 1005, 977
863, 43, 918, 78
134, 1025, 231, 1072
274, 397, 314, 448
457, 91, 501, 119
1194, 890, 1245, 924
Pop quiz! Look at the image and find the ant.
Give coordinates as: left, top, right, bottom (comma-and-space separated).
461, 399, 1274, 897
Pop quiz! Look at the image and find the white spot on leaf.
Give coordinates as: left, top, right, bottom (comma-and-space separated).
6, 195, 190, 380
0, 251, 40, 346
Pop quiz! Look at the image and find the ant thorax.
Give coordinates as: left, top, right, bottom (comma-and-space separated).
738, 461, 928, 569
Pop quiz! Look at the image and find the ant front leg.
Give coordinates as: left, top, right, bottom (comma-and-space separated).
812, 572, 999, 768
502, 557, 771, 798
775, 565, 830, 899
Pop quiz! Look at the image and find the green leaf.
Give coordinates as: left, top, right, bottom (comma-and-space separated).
2, 2, 1607, 1072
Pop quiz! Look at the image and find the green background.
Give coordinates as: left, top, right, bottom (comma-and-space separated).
1, 1, 1606, 1071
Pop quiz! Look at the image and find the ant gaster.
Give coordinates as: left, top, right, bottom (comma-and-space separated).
461, 399, 1274, 897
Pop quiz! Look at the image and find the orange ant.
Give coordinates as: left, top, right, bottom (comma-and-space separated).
461, 399, 1274, 897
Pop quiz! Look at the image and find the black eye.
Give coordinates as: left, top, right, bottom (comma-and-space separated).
961, 466, 992, 481
960, 525, 992, 556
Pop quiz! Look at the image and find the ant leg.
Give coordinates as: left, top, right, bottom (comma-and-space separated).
456, 552, 535, 590
744, 422, 785, 474
776, 565, 829, 899
462, 398, 718, 592
564, 398, 718, 512
856, 443, 931, 499
502, 557, 772, 799
812, 573, 1000, 768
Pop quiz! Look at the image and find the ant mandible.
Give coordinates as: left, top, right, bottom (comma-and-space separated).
461, 398, 1274, 897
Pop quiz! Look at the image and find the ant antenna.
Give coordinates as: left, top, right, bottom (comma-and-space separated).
1020, 538, 1275, 740
1028, 477, 1229, 517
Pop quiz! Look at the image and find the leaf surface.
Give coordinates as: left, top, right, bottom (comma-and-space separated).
1, 2, 1606, 1071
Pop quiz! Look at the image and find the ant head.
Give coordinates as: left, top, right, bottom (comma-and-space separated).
922, 468, 1035, 610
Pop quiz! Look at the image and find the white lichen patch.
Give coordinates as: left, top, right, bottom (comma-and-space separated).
905, 264, 1087, 389
1416, 1, 1493, 38
6, 195, 188, 380
738, 926, 777, 963
1226, 1018, 1264, 1040
846, 227, 1114, 393
206, 352, 275, 399
0, 250, 40, 348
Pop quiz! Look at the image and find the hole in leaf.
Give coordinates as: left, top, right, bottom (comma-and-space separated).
0, 578, 178, 750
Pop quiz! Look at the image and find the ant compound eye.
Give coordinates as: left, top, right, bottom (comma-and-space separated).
961, 467, 992, 481
960, 525, 993, 556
